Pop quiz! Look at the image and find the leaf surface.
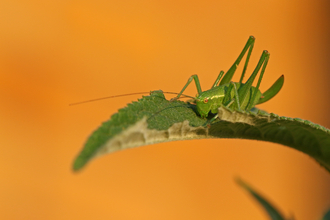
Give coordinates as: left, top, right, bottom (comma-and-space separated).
73, 90, 330, 171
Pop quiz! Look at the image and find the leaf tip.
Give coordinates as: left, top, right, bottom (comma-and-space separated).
72, 155, 87, 172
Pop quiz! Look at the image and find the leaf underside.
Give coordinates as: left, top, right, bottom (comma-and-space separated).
73, 90, 330, 172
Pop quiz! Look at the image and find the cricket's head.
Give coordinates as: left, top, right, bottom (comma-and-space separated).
195, 97, 211, 118
195, 87, 225, 118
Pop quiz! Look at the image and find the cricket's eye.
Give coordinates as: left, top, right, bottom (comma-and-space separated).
203, 98, 208, 103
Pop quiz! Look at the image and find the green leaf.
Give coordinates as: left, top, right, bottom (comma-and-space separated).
321, 209, 330, 220
73, 90, 330, 172
236, 178, 286, 220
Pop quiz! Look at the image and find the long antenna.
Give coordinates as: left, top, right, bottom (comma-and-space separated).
69, 91, 195, 106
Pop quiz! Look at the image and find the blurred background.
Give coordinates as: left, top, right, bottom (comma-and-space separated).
1, 0, 330, 219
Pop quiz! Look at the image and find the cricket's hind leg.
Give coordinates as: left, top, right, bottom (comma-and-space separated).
219, 36, 255, 86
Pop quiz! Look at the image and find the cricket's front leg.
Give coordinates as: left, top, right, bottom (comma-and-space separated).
203, 114, 219, 128
171, 74, 203, 101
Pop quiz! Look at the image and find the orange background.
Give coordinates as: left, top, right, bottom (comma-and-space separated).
1, 1, 330, 219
